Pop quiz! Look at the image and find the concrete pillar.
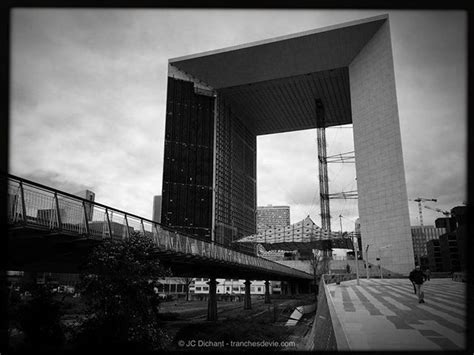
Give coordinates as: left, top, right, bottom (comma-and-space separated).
244, 279, 251, 310
294, 282, 299, 295
207, 278, 218, 321
264, 280, 271, 304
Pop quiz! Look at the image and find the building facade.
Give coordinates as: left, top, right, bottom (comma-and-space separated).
35, 189, 95, 227
426, 239, 442, 272
411, 225, 446, 267
161, 14, 414, 275
257, 205, 290, 234
152, 195, 162, 223
425, 206, 466, 272
155, 277, 190, 299
191, 278, 278, 299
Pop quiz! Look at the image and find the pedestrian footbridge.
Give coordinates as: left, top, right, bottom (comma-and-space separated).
5, 173, 312, 282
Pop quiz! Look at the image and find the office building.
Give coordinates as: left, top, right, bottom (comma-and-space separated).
411, 225, 445, 267
257, 205, 290, 234
152, 195, 162, 223
35, 189, 95, 226
161, 15, 414, 274
425, 205, 466, 272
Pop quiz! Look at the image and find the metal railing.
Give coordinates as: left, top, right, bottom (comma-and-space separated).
6, 174, 312, 280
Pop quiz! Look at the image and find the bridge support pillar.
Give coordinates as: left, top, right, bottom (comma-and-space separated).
264, 280, 271, 304
244, 279, 252, 310
207, 278, 218, 321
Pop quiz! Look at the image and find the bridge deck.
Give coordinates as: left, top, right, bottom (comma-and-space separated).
6, 174, 312, 281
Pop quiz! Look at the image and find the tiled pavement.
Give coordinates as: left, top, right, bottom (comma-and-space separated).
326, 278, 466, 351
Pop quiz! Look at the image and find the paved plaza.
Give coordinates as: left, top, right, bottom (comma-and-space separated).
326, 278, 466, 351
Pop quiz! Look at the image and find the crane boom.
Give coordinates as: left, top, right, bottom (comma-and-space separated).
424, 205, 450, 216
409, 197, 437, 227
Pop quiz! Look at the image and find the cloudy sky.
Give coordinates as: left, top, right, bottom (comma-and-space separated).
10, 8, 467, 233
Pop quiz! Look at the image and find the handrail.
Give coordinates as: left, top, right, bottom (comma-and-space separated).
5, 173, 170, 232
5, 173, 224, 248
5, 173, 313, 279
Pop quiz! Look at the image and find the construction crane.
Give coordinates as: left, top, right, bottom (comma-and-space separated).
424, 205, 450, 217
409, 197, 437, 227
409, 197, 437, 267
424, 204, 454, 232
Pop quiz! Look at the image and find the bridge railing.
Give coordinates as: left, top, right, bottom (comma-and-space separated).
6, 174, 312, 280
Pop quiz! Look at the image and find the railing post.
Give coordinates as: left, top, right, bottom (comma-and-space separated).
82, 200, 90, 236
152, 223, 160, 245
207, 277, 218, 321
124, 214, 130, 239
244, 280, 252, 310
54, 192, 62, 230
105, 208, 113, 238
265, 280, 271, 304
140, 219, 146, 236
19, 181, 27, 225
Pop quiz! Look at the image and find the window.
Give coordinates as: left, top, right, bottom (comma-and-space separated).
196, 287, 202, 291
170, 284, 176, 292
257, 287, 262, 292
203, 286, 209, 291
177, 285, 183, 293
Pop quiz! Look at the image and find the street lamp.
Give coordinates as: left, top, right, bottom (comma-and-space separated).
378, 244, 392, 279
365, 244, 370, 280
352, 234, 360, 285
340, 214, 360, 285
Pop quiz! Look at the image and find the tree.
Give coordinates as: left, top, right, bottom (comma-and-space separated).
10, 281, 65, 353
309, 248, 331, 299
183, 277, 193, 301
73, 231, 171, 351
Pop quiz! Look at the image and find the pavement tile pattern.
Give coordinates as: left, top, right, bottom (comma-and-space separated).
327, 278, 466, 351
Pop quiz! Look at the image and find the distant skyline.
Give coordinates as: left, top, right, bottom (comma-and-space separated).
10, 9, 467, 232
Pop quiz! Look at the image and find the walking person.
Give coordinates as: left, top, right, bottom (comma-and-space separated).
409, 265, 427, 303
425, 267, 431, 281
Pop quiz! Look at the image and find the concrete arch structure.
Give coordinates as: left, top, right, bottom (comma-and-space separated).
161, 14, 415, 275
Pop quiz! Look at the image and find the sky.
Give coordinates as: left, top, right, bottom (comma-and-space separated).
9, 8, 467, 233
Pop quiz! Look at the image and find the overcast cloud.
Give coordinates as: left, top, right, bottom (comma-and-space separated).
9, 9, 467, 232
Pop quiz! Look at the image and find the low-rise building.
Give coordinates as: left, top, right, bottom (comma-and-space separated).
191, 278, 277, 300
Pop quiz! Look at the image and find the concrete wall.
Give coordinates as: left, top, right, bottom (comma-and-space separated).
349, 19, 414, 276
305, 279, 339, 350
273, 260, 313, 274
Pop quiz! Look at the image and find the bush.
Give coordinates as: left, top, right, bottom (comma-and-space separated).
15, 285, 65, 353
72, 232, 171, 351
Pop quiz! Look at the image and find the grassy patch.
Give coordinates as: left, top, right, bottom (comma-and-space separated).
173, 318, 292, 351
